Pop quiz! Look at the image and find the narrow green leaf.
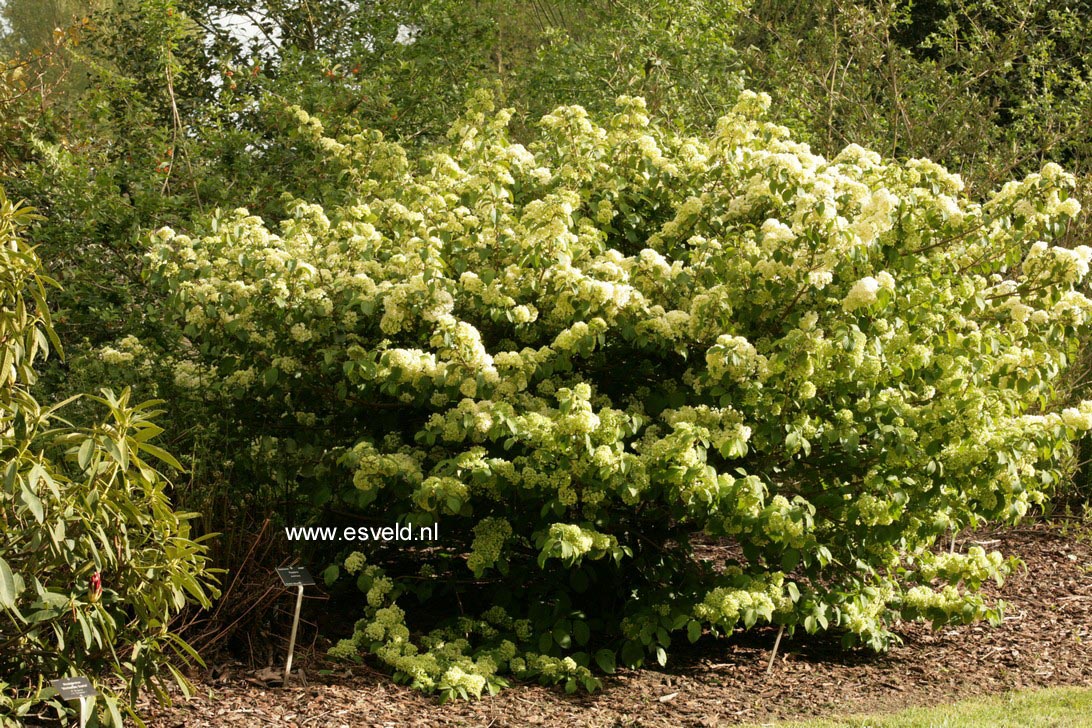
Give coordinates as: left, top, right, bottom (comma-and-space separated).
78, 438, 95, 470
105, 695, 125, 728
136, 441, 184, 472
79, 694, 95, 727
131, 423, 165, 442
0, 558, 18, 609
78, 611, 94, 649
19, 482, 44, 522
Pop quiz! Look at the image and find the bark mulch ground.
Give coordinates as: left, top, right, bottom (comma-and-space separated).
139, 524, 1092, 727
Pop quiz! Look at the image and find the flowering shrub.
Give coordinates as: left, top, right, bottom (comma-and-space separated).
0, 189, 219, 725
143, 90, 1089, 694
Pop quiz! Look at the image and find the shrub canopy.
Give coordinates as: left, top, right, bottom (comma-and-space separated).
140, 91, 1090, 697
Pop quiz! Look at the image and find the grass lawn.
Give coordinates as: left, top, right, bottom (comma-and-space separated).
761, 686, 1092, 727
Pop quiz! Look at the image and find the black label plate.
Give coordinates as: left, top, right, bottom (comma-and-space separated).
51, 676, 95, 700
276, 566, 315, 587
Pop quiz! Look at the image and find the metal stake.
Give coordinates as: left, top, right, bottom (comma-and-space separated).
284, 584, 304, 684
78, 696, 89, 728
766, 624, 785, 674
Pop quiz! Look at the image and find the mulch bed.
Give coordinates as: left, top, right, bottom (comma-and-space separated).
140, 524, 1092, 727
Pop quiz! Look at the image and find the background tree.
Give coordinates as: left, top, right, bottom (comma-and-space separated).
735, 0, 1092, 194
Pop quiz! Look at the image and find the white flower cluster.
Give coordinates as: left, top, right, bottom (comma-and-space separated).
692, 573, 789, 631
842, 272, 894, 312
539, 523, 622, 566
466, 517, 512, 576
350, 441, 423, 494
344, 552, 367, 574
705, 335, 764, 383
916, 547, 1009, 586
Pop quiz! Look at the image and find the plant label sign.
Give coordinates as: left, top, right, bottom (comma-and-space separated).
51, 676, 95, 700
276, 566, 315, 587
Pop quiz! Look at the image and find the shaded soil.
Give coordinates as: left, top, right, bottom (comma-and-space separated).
140, 525, 1092, 727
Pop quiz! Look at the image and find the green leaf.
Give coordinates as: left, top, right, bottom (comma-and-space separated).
131, 423, 165, 442
3, 460, 16, 493
594, 648, 616, 674
552, 620, 572, 649
136, 441, 184, 472
39, 590, 70, 608
77, 438, 95, 470
620, 639, 643, 667
687, 619, 702, 643
19, 482, 44, 522
79, 694, 95, 727
263, 366, 279, 386
573, 620, 591, 646
105, 695, 124, 728
0, 558, 18, 609
77, 611, 94, 649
